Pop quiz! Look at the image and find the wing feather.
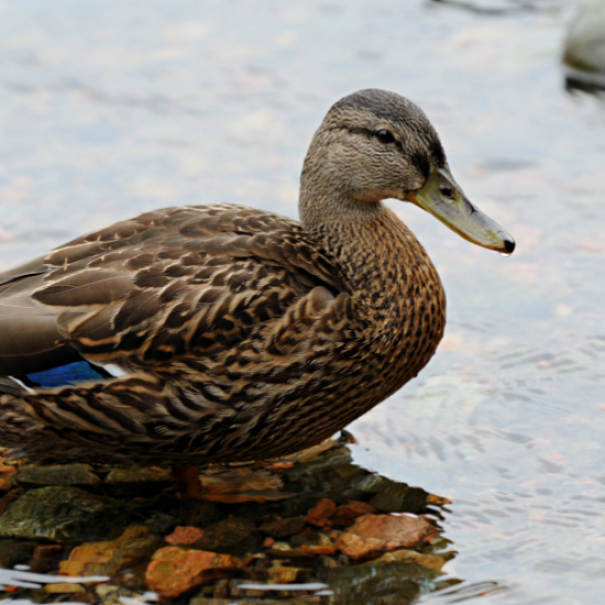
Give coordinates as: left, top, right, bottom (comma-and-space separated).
0, 204, 340, 374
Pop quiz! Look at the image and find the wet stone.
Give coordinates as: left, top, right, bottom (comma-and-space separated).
0, 459, 18, 493
0, 486, 135, 543
104, 466, 174, 496
16, 464, 101, 487
375, 548, 447, 573
142, 511, 180, 535
178, 499, 222, 527
0, 539, 36, 568
299, 532, 338, 556
336, 514, 438, 560
165, 525, 206, 546
193, 517, 262, 554
30, 544, 64, 573
318, 558, 426, 604
331, 500, 377, 526
305, 498, 337, 528
44, 583, 86, 594
59, 526, 163, 576
259, 516, 306, 539
146, 546, 251, 598
369, 482, 428, 514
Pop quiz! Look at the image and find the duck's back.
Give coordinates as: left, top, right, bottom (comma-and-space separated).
0, 204, 339, 374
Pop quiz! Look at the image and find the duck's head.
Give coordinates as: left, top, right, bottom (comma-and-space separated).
300, 88, 515, 254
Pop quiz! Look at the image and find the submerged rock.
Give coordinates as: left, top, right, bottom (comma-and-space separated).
0, 458, 18, 493
331, 501, 377, 526
564, 0, 605, 89
104, 466, 174, 496
0, 487, 135, 543
375, 548, 447, 573
304, 498, 337, 528
193, 517, 262, 554
146, 547, 251, 598
165, 526, 206, 546
16, 464, 101, 487
336, 514, 438, 560
0, 539, 36, 568
59, 526, 162, 576
259, 516, 306, 539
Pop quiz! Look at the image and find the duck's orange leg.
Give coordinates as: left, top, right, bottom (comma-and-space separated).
172, 464, 204, 499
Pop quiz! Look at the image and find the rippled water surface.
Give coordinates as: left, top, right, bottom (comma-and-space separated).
0, 0, 604, 603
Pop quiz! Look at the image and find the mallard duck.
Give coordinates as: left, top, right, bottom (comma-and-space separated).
0, 89, 514, 475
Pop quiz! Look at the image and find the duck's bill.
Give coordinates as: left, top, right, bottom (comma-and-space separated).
407, 165, 515, 254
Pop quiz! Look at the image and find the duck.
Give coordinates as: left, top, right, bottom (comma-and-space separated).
0, 89, 514, 491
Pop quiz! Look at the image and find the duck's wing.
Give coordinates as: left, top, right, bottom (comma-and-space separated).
0, 204, 339, 380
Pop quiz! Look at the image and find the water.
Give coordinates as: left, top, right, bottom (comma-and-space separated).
0, 0, 604, 603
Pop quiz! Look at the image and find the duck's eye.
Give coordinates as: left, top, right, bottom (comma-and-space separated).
376, 129, 395, 144
440, 186, 455, 199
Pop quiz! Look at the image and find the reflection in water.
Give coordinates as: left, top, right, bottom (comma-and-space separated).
0, 438, 465, 604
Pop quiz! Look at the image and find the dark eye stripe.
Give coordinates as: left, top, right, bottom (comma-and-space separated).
331, 125, 404, 151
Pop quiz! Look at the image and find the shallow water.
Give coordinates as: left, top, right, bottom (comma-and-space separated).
0, 0, 604, 603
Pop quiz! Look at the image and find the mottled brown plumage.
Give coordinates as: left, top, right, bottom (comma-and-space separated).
0, 89, 513, 467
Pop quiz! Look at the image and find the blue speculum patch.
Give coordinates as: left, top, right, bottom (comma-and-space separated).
23, 361, 109, 388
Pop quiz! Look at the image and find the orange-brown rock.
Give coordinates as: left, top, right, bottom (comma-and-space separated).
331, 501, 377, 526
0, 458, 17, 483
200, 468, 293, 503
336, 514, 438, 560
59, 526, 162, 576
145, 547, 251, 598
375, 548, 446, 572
305, 498, 337, 528
299, 532, 338, 556
165, 526, 205, 546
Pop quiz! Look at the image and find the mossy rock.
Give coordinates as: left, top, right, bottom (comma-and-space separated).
0, 486, 136, 543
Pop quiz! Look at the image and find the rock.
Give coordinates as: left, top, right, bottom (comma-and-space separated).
374, 549, 446, 573
44, 583, 86, 594
0, 459, 18, 482
145, 546, 251, 598
283, 447, 370, 509
104, 466, 174, 496
200, 468, 294, 503
299, 532, 338, 556
193, 517, 261, 554
0, 488, 24, 515
0, 486, 135, 543
142, 512, 180, 535
0, 539, 36, 568
259, 516, 306, 539
190, 598, 253, 605
368, 482, 428, 514
16, 464, 101, 487
30, 544, 64, 573
331, 501, 377, 526
304, 498, 337, 528
178, 499, 222, 528
266, 560, 308, 583
59, 526, 162, 576
564, 0, 605, 89
165, 526, 205, 546
336, 514, 438, 560
0, 459, 17, 494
